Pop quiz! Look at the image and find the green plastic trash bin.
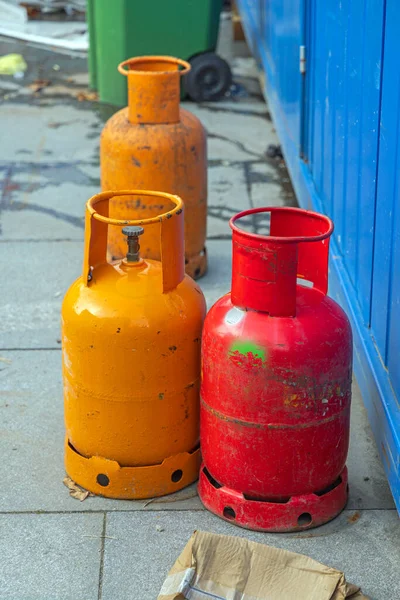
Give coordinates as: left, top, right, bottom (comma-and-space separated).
87, 0, 231, 105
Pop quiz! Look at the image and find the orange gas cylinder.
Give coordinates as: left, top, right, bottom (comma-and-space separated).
62, 190, 206, 499
100, 56, 208, 280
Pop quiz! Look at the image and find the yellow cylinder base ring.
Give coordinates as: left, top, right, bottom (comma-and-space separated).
65, 438, 201, 499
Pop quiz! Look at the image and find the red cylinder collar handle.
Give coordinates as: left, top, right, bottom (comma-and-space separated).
229, 207, 334, 317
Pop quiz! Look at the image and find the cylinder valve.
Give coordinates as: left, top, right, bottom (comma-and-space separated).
122, 225, 144, 262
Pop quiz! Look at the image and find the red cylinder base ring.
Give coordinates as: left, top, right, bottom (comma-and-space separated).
198, 464, 348, 532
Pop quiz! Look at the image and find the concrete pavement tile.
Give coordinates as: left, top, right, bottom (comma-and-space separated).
218, 26, 263, 97
63, 72, 90, 86
0, 239, 231, 349
78, 162, 101, 181
0, 349, 203, 512
102, 509, 400, 600
199, 239, 232, 309
198, 100, 270, 116
348, 381, 395, 509
189, 104, 273, 161
0, 102, 100, 163
231, 56, 260, 80
0, 349, 78, 512
207, 163, 250, 236
7, 161, 98, 190
143, 483, 203, 511
0, 207, 84, 241
0, 241, 83, 349
206, 135, 255, 161
0, 178, 97, 241
0, 513, 103, 600
248, 161, 294, 209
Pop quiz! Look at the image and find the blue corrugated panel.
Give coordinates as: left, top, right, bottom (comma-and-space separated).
262, 0, 303, 145
371, 0, 400, 478
237, 0, 400, 510
305, 0, 384, 328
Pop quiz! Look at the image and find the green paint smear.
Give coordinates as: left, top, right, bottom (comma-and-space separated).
230, 340, 266, 360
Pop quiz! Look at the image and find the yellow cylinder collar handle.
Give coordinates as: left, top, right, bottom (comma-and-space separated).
83, 190, 185, 293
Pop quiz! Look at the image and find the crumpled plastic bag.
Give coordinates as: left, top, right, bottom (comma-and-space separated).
0, 54, 27, 76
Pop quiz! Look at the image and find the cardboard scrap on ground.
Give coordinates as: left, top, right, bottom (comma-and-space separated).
158, 531, 369, 600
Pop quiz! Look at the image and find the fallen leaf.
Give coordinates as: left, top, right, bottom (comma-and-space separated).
29, 79, 51, 93
63, 476, 93, 502
76, 90, 98, 102
0, 357, 11, 364
347, 511, 361, 524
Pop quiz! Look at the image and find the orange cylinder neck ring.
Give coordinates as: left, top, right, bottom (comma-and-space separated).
118, 56, 190, 125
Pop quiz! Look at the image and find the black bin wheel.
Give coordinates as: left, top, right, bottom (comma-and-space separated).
185, 52, 232, 102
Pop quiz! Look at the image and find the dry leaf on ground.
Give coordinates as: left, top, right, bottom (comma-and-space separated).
76, 90, 98, 102
29, 79, 51, 93
63, 476, 93, 502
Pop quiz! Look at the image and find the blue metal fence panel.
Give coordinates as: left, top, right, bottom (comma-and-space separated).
371, 0, 400, 474
305, 0, 384, 328
237, 0, 400, 510
372, 0, 400, 377
262, 0, 303, 146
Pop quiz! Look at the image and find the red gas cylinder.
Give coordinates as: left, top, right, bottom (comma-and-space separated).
199, 207, 352, 532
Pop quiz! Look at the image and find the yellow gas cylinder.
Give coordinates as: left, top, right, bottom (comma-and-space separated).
62, 190, 206, 499
100, 56, 208, 280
